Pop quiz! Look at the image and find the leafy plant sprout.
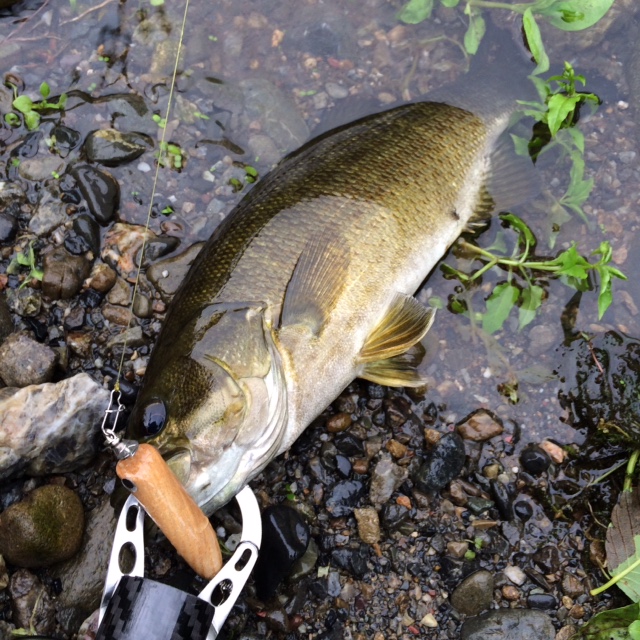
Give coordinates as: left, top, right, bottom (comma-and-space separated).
7, 81, 67, 131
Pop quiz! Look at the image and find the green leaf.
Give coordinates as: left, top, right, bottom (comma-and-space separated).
510, 134, 531, 157
12, 95, 33, 115
518, 285, 544, 329
629, 620, 640, 640
500, 213, 537, 250
439, 0, 459, 6
547, 93, 580, 135
463, 11, 485, 55
539, 0, 615, 32
551, 244, 591, 279
571, 603, 640, 639
24, 111, 40, 131
523, 8, 549, 75
398, 0, 433, 24
482, 283, 519, 334
39, 81, 50, 99
150, 0, 164, 5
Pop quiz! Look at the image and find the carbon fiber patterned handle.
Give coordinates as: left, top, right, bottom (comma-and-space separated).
95, 576, 216, 640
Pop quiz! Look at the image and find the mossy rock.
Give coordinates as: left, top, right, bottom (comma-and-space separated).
0, 485, 85, 568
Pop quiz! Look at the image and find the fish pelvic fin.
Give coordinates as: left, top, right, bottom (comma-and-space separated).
358, 293, 435, 365
358, 342, 429, 387
280, 234, 351, 335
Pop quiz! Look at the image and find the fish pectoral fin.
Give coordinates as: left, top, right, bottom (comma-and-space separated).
280, 235, 350, 335
358, 293, 435, 363
358, 342, 429, 387
468, 132, 540, 227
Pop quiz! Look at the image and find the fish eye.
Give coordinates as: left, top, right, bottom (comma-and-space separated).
142, 400, 167, 437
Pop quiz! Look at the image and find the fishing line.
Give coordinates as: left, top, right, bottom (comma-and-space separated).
111, 0, 192, 399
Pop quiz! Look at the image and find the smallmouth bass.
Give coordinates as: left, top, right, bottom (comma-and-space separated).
127, 63, 534, 514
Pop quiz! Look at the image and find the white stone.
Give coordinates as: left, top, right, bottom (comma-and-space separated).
504, 564, 527, 586
0, 373, 110, 479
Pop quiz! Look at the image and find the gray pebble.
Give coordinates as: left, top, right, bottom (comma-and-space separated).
325, 82, 349, 99
0, 333, 56, 387
451, 570, 494, 616
18, 156, 65, 182
28, 199, 67, 237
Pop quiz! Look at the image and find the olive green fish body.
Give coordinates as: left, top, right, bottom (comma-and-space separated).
129, 96, 525, 513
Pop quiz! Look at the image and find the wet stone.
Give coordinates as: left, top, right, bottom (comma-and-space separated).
0, 293, 13, 344
18, 156, 65, 182
42, 246, 91, 300
533, 545, 560, 574
289, 538, 319, 581
84, 129, 149, 166
90, 263, 117, 293
369, 454, 408, 506
380, 502, 410, 532
63, 304, 85, 331
106, 278, 132, 306
132, 292, 153, 319
330, 544, 369, 578
413, 432, 466, 493
333, 432, 364, 456
0, 212, 17, 243
326, 412, 352, 433
504, 565, 527, 586
460, 609, 555, 640
513, 500, 534, 521
520, 445, 551, 476
335, 455, 351, 478
353, 507, 380, 544
526, 593, 557, 610
308, 456, 330, 484
147, 242, 203, 302
72, 214, 101, 255
5, 288, 41, 318
28, 198, 67, 236
450, 570, 494, 616
561, 573, 584, 598
0, 333, 57, 387
70, 165, 120, 225
490, 479, 513, 520
528, 324, 559, 357
254, 505, 310, 600
457, 409, 504, 442
0, 485, 85, 568
9, 569, 55, 635
326, 480, 365, 517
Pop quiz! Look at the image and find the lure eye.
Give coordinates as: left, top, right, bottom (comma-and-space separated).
142, 400, 167, 437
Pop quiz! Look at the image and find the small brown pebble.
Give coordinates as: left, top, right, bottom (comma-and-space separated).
540, 440, 566, 464
90, 263, 117, 293
569, 604, 585, 620
352, 458, 369, 474
471, 519, 498, 530
353, 508, 380, 545
102, 303, 133, 326
424, 429, 441, 446
502, 585, 520, 601
386, 439, 408, 459
327, 412, 352, 433
396, 495, 412, 509
555, 625, 579, 640
446, 541, 468, 559
457, 409, 504, 442
561, 573, 584, 598
483, 463, 501, 479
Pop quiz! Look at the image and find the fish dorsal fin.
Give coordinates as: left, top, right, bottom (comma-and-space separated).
358, 293, 435, 363
359, 342, 430, 387
280, 235, 351, 335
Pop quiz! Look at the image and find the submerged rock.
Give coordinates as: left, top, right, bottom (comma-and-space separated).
461, 608, 555, 640
0, 373, 110, 479
84, 129, 150, 166
70, 165, 120, 225
450, 570, 494, 616
0, 333, 57, 387
0, 484, 85, 567
42, 246, 92, 300
146, 242, 203, 302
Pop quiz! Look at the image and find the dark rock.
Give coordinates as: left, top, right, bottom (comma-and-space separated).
9, 569, 55, 634
106, 94, 157, 135
65, 232, 92, 255
142, 235, 180, 265
380, 503, 410, 531
0, 293, 13, 344
0, 485, 85, 567
147, 242, 203, 302
413, 432, 466, 492
84, 129, 150, 166
461, 609, 555, 640
490, 480, 513, 520
333, 432, 364, 456
330, 545, 369, 577
51, 125, 81, 156
520, 445, 551, 476
0, 212, 17, 243
72, 213, 101, 255
451, 570, 494, 615
28, 198, 67, 236
335, 454, 351, 478
0, 333, 57, 386
532, 545, 560, 574
513, 500, 533, 521
325, 480, 365, 517
254, 505, 310, 600
63, 304, 85, 330
526, 593, 557, 609
42, 246, 91, 300
308, 456, 330, 484
70, 164, 120, 225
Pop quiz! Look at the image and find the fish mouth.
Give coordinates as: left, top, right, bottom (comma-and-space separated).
161, 447, 192, 485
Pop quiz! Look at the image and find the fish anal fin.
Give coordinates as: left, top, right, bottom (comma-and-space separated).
358, 294, 435, 363
359, 342, 429, 387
